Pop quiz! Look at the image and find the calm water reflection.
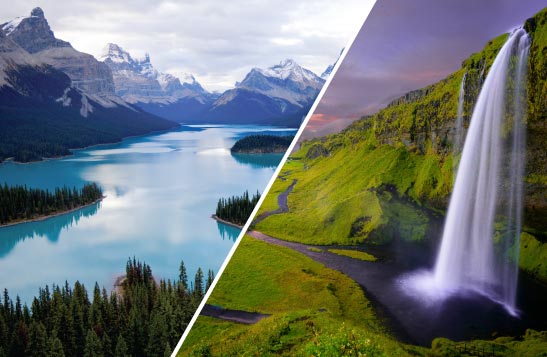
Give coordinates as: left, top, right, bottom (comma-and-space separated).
0, 125, 290, 302
216, 222, 240, 242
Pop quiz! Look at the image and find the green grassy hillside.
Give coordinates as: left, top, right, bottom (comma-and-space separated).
253, 33, 510, 246
180, 237, 421, 356
254, 7, 547, 283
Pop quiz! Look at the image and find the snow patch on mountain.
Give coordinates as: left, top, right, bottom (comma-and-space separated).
236, 59, 324, 106
0, 9, 145, 117
101, 43, 210, 106
257, 59, 320, 83
172, 71, 197, 85
2, 16, 33, 36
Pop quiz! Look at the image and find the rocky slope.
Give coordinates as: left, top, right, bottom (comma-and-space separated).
203, 59, 324, 127
3, 7, 114, 95
100, 43, 216, 123
0, 8, 176, 162
100, 43, 212, 103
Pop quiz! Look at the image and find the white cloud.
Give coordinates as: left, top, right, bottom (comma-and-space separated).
1, 0, 375, 91
270, 37, 303, 46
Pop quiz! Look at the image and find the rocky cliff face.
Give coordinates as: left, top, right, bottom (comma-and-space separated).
2, 8, 115, 95
0, 8, 176, 163
36, 47, 115, 94
2, 7, 70, 53
100, 43, 209, 104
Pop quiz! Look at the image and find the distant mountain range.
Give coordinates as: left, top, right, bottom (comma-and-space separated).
101, 44, 328, 127
0, 8, 176, 162
99, 43, 219, 124
0, 7, 334, 162
204, 59, 324, 126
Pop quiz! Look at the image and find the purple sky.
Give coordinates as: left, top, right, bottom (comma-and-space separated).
304, 0, 546, 139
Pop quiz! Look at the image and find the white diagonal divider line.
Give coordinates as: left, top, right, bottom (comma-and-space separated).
171, 2, 376, 354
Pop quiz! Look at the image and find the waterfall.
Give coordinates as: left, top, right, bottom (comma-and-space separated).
402, 28, 530, 317
500, 31, 529, 311
453, 72, 467, 161
433, 28, 529, 315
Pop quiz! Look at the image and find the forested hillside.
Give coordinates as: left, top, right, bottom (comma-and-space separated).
0, 259, 214, 357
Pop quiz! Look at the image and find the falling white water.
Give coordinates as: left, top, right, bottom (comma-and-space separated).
500, 31, 529, 311
453, 72, 467, 162
402, 28, 530, 316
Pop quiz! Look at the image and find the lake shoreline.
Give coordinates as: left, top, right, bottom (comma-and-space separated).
231, 148, 288, 154
0, 196, 105, 229
0, 124, 281, 304
0, 125, 186, 165
211, 215, 243, 229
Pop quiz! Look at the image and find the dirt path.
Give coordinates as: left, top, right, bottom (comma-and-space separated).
253, 179, 297, 224
201, 304, 270, 324
205, 176, 406, 332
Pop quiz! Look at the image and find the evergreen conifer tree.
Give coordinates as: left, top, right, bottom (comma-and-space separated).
114, 335, 129, 357
83, 330, 103, 357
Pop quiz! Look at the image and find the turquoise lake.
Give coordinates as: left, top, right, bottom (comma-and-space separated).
0, 125, 292, 302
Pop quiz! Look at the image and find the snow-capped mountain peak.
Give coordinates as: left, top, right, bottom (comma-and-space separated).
255, 59, 320, 83
2, 17, 30, 36
1, 7, 72, 54
2, 8, 115, 95
2, 8, 45, 36
137, 53, 158, 78
236, 59, 324, 106
101, 43, 208, 104
321, 48, 343, 79
100, 43, 133, 64
172, 71, 197, 85
321, 64, 334, 79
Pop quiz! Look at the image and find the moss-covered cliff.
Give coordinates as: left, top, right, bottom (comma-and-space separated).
255, 7, 547, 282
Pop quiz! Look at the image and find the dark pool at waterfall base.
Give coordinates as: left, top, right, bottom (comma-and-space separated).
0, 125, 293, 303
346, 225, 547, 346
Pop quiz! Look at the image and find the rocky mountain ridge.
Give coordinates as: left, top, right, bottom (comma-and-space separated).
2, 7, 115, 96
0, 8, 175, 162
100, 43, 210, 105
102, 44, 328, 127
